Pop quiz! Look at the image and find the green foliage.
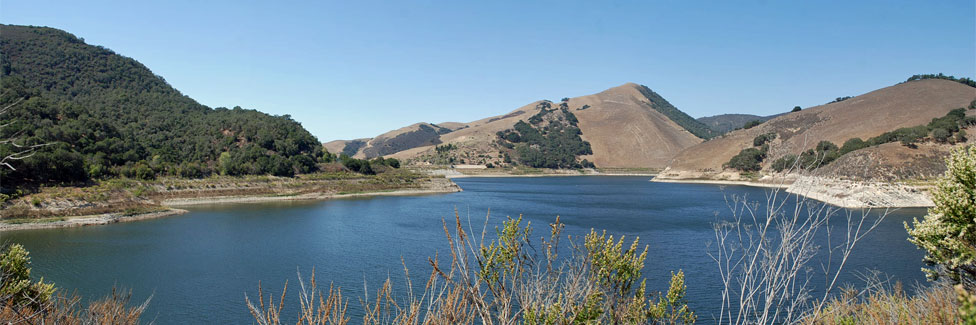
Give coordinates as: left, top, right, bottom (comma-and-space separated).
725, 148, 765, 171
634, 85, 717, 139
771, 154, 798, 172
796, 140, 840, 169
1, 244, 55, 309
319, 150, 337, 163
969, 99, 976, 110
868, 126, 931, 147
496, 108, 593, 169
434, 143, 456, 154
753, 132, 777, 147
340, 155, 374, 175
907, 146, 976, 288
791, 106, 802, 112
933, 128, 952, 143
830, 96, 853, 104
742, 120, 763, 129
839, 138, 869, 156
906, 73, 976, 88
0, 25, 322, 189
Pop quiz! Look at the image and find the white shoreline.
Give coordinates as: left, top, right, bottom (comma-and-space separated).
652, 176, 933, 208
650, 178, 790, 189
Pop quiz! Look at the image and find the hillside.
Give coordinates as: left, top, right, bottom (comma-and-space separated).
698, 113, 781, 134
0, 24, 324, 189
327, 83, 707, 169
328, 122, 465, 159
658, 78, 976, 180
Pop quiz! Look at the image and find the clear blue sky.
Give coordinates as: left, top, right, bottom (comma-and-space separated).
3, 1, 974, 141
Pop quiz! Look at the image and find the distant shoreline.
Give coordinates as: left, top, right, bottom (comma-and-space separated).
0, 175, 463, 231
652, 175, 934, 209
445, 172, 657, 179
650, 177, 791, 189
162, 186, 462, 207
0, 187, 462, 232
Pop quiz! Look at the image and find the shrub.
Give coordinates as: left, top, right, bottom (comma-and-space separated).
742, 120, 763, 129
907, 146, 976, 289
1, 244, 55, 310
341, 157, 374, 175
1, 244, 150, 324
791, 106, 802, 112
840, 137, 868, 155
771, 154, 797, 172
725, 148, 765, 171
933, 128, 952, 143
753, 132, 777, 147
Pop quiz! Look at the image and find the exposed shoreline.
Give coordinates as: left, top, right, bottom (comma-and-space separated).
0, 208, 189, 232
652, 175, 934, 208
423, 167, 657, 179
650, 178, 790, 189
445, 173, 656, 179
1, 176, 463, 231
162, 186, 462, 207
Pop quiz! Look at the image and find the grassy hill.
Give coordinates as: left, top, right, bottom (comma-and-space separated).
658, 78, 976, 180
0, 25, 325, 190
327, 83, 706, 169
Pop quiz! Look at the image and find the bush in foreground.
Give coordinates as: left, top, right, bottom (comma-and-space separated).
907, 145, 976, 289
0, 243, 150, 324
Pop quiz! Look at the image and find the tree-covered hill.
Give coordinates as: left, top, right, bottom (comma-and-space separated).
0, 24, 324, 189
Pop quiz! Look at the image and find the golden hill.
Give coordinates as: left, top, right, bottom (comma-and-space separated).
658, 79, 976, 180
325, 83, 707, 168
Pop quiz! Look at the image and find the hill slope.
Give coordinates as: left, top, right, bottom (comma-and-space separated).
327, 83, 706, 169
658, 79, 976, 180
0, 24, 324, 188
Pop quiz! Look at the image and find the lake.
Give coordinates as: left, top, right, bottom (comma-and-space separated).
1, 176, 927, 323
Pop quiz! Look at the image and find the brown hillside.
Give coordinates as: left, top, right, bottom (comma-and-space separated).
659, 79, 976, 179
375, 83, 703, 168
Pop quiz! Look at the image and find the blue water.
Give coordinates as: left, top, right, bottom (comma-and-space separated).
0, 176, 927, 323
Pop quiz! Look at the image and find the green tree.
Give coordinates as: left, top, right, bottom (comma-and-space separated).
725, 148, 765, 171
907, 146, 976, 289
791, 106, 802, 112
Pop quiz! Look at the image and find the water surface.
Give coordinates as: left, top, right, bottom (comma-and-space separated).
1, 176, 927, 323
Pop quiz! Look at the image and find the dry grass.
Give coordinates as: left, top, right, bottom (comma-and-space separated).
0, 287, 150, 324
805, 280, 962, 324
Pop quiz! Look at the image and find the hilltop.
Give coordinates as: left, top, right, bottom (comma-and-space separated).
327, 83, 711, 169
